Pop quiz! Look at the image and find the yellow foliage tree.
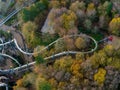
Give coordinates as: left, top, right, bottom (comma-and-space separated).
13, 79, 25, 90
103, 45, 114, 57
94, 68, 106, 85
15, 79, 24, 87
109, 17, 120, 35
76, 53, 84, 60
75, 37, 87, 49
54, 56, 73, 71
22, 21, 38, 48
49, 78, 58, 88
58, 82, 67, 89
86, 3, 96, 18
50, 1, 60, 8
70, 60, 83, 78
61, 11, 77, 30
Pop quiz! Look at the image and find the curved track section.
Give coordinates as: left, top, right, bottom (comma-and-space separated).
0, 53, 21, 66
0, 38, 21, 67
0, 34, 98, 55
0, 34, 98, 73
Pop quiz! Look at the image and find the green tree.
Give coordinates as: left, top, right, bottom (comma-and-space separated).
41, 0, 49, 9
37, 81, 52, 90
22, 1, 46, 22
35, 55, 45, 64
98, 1, 112, 16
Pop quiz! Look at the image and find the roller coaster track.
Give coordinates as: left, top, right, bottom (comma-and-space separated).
0, 8, 22, 27
0, 83, 8, 90
0, 0, 36, 27
0, 1, 98, 88
0, 34, 98, 74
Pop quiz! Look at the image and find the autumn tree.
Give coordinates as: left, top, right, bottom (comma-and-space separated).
86, 3, 96, 20
55, 39, 66, 52
48, 78, 58, 89
94, 68, 106, 85
49, 0, 60, 8
109, 17, 120, 36
99, 15, 110, 29
76, 53, 84, 60
64, 37, 75, 50
84, 19, 92, 30
70, 1, 86, 20
70, 60, 83, 78
53, 56, 73, 71
22, 21, 38, 48
61, 11, 77, 30
54, 10, 78, 36
33, 45, 48, 57
36, 76, 52, 90
98, 1, 112, 29
14, 73, 37, 90
75, 37, 87, 49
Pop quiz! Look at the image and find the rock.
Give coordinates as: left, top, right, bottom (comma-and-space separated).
41, 9, 55, 34
55, 70, 65, 81
41, 8, 67, 34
